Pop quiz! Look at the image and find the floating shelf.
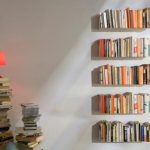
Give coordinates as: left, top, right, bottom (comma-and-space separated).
92, 84, 143, 87
92, 112, 144, 115
92, 140, 142, 143
92, 28, 148, 32
91, 57, 145, 60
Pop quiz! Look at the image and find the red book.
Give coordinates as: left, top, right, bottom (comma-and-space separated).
130, 10, 134, 28
138, 65, 143, 85
126, 8, 131, 28
99, 39, 105, 57
99, 95, 105, 113
107, 64, 111, 85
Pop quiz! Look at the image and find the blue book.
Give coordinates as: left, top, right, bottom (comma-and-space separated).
141, 125, 144, 141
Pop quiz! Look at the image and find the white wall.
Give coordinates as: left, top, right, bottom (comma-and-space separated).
0, 0, 150, 149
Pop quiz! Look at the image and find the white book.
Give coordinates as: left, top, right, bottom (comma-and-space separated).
112, 41, 114, 57
144, 94, 149, 113
121, 123, 124, 142
130, 126, 134, 142
136, 123, 139, 142
140, 95, 144, 113
99, 13, 103, 28
117, 97, 121, 113
123, 10, 127, 28
144, 126, 147, 141
121, 39, 124, 57
104, 69, 108, 85
108, 122, 111, 142
15, 127, 42, 136
103, 12, 107, 28
113, 10, 116, 28
119, 123, 122, 142
121, 10, 124, 28
116, 123, 120, 142
126, 97, 129, 114
119, 10, 122, 28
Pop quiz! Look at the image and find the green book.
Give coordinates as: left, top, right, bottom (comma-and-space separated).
148, 45, 150, 56
149, 101, 150, 112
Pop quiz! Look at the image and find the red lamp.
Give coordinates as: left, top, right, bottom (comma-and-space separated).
0, 51, 6, 66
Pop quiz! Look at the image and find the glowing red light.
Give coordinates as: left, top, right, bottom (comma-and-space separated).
0, 51, 6, 65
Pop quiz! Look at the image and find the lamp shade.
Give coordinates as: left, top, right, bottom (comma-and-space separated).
0, 51, 6, 65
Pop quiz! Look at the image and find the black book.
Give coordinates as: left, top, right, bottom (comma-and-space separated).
123, 126, 127, 142
105, 9, 110, 28
110, 10, 114, 28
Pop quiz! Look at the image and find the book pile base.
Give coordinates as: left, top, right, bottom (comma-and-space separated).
16, 103, 43, 149
17, 143, 43, 150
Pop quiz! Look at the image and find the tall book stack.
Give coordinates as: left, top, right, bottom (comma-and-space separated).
0, 77, 14, 146
16, 103, 43, 149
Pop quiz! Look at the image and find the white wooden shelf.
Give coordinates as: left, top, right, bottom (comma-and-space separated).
92, 28, 148, 32
91, 56, 145, 60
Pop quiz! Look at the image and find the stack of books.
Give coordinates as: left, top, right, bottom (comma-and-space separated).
99, 8, 150, 28
0, 77, 13, 146
98, 37, 150, 58
16, 103, 43, 148
97, 120, 150, 143
99, 64, 150, 85
98, 93, 150, 114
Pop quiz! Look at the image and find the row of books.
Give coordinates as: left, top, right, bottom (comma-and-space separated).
99, 64, 150, 85
98, 37, 150, 58
97, 121, 150, 143
0, 76, 13, 146
98, 93, 150, 114
16, 103, 43, 148
99, 8, 150, 29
